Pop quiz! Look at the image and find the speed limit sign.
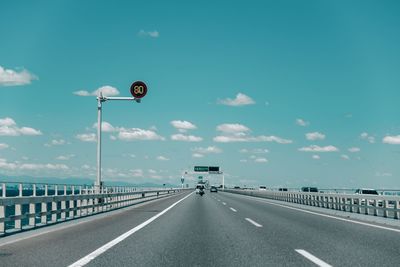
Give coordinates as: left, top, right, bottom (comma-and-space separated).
130, 81, 148, 99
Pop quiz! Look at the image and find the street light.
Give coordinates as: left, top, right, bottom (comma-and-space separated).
96, 81, 147, 192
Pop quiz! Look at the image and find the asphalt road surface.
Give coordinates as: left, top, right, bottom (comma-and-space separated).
1, 190, 399, 267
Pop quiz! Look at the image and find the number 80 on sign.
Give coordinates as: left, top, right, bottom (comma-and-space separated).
130, 81, 148, 99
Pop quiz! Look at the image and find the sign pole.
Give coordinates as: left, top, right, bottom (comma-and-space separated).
95, 81, 147, 193
96, 93, 103, 192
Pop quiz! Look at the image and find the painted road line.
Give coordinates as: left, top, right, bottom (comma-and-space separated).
222, 202, 226, 205
68, 192, 194, 267
230, 207, 237, 212
245, 218, 263, 228
217, 199, 221, 202
295, 249, 332, 267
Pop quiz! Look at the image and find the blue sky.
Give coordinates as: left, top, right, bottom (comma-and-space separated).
1, 0, 400, 188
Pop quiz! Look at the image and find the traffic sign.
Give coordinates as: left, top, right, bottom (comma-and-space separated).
209, 166, 219, 172
194, 166, 209, 172
130, 81, 147, 99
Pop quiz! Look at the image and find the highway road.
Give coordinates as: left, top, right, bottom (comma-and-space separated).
0, 190, 399, 266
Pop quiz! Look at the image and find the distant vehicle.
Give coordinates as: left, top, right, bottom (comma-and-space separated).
233, 186, 241, 189
354, 188, 382, 206
301, 187, 318, 193
278, 188, 288, 191
259, 186, 267, 191
196, 184, 205, 194
210, 186, 218, 193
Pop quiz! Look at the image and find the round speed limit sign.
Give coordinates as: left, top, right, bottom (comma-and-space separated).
130, 81, 148, 99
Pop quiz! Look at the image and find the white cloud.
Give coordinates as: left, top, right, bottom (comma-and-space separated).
157, 156, 170, 161
0, 117, 42, 136
118, 128, 165, 141
360, 132, 375, 143
296, 118, 309, 127
130, 169, 144, 177
383, 135, 400, 145
239, 148, 269, 154
170, 120, 197, 132
92, 121, 116, 132
306, 132, 325, 141
0, 158, 68, 171
298, 145, 339, 152
56, 154, 75, 161
171, 134, 203, 142
73, 85, 120, 97
47, 139, 66, 146
192, 146, 222, 154
0, 143, 9, 150
0, 66, 38, 86
219, 93, 255, 106
254, 157, 268, 163
192, 153, 204, 158
214, 123, 291, 144
312, 155, 320, 160
76, 133, 96, 142
138, 30, 159, 38
217, 123, 250, 133
348, 147, 360, 153
214, 135, 292, 144
376, 172, 392, 177
341, 154, 350, 160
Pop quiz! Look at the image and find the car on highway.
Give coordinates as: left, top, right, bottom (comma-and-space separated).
301, 187, 318, 193
278, 188, 288, 191
259, 186, 267, 191
354, 188, 383, 206
210, 186, 218, 193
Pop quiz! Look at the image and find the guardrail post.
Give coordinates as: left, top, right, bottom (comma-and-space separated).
29, 184, 36, 227
364, 201, 369, 215
383, 200, 388, 218
69, 186, 75, 219
394, 201, 399, 220
61, 185, 66, 220
373, 199, 378, 216
52, 185, 58, 222
15, 183, 23, 230
41, 185, 48, 224
76, 186, 82, 217
349, 198, 353, 213
0, 183, 5, 233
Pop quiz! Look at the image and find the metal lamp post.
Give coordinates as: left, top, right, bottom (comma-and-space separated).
96, 81, 147, 192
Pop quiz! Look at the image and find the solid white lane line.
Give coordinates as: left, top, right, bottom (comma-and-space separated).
217, 199, 221, 202
242, 196, 400, 234
295, 249, 332, 267
222, 202, 226, 205
68, 192, 194, 267
230, 207, 237, 212
245, 218, 263, 227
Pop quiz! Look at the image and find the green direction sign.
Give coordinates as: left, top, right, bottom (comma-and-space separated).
194, 166, 209, 172
198, 176, 203, 180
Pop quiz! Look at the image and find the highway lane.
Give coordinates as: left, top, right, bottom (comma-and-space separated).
1, 190, 400, 266
83, 191, 400, 267
0, 191, 191, 267
213, 192, 400, 266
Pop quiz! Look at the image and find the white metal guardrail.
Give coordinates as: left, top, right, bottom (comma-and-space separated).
225, 189, 400, 220
0, 182, 183, 236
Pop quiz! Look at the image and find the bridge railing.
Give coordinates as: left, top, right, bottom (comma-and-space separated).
0, 182, 182, 236
225, 189, 400, 220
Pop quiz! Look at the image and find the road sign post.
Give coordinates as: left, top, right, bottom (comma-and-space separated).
96, 81, 147, 192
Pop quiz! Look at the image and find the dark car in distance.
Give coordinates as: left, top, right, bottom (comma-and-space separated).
301, 187, 318, 193
210, 186, 218, 193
